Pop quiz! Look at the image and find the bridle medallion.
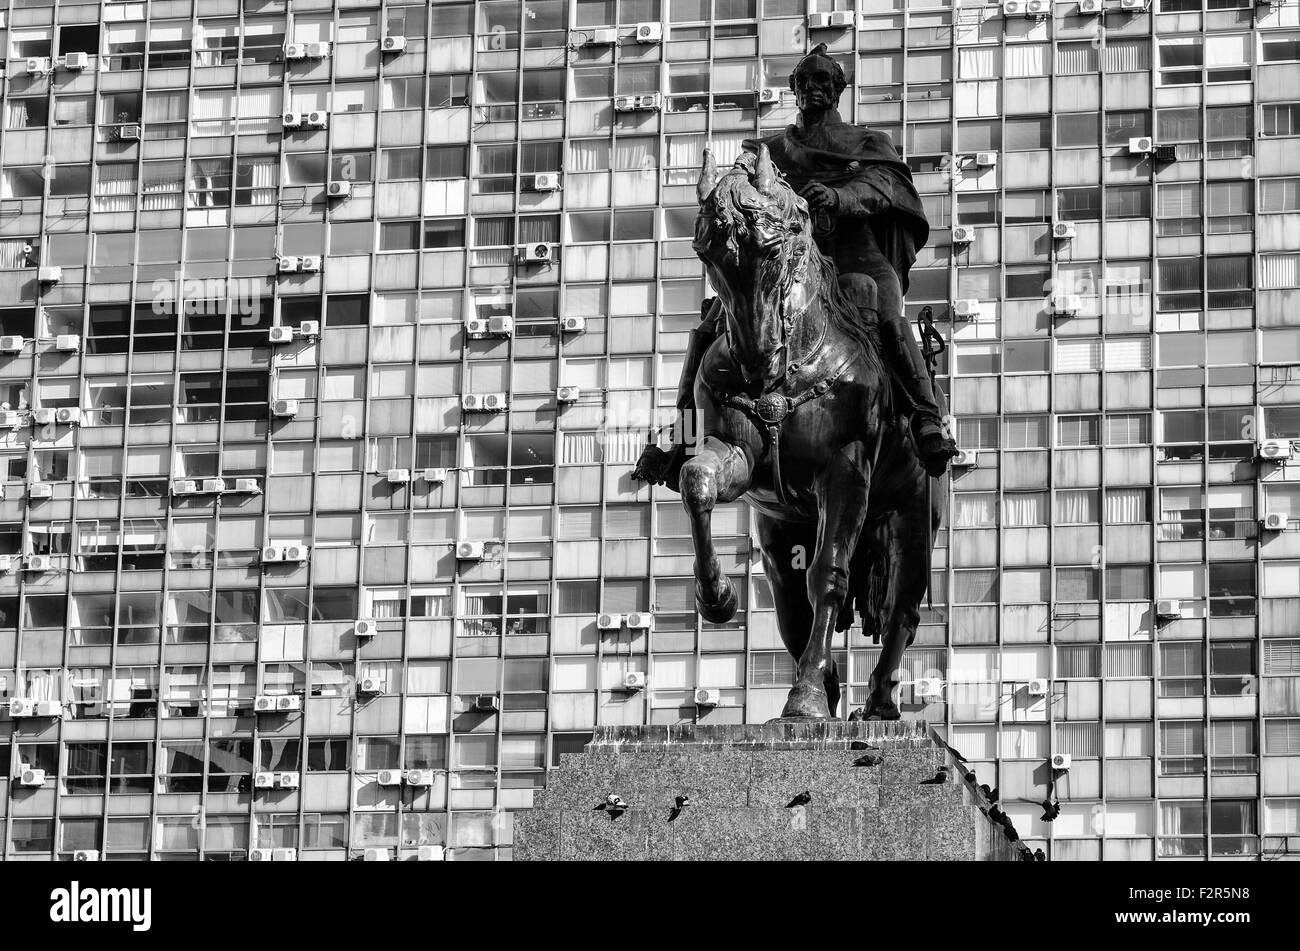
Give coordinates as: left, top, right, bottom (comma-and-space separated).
755, 392, 790, 425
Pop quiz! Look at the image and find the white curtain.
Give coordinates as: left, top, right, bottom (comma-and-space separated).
957, 46, 1000, 80
1004, 492, 1047, 526
1056, 490, 1098, 524
953, 493, 996, 528
4, 100, 30, 129
94, 165, 138, 213
239, 157, 278, 205
561, 432, 601, 464
1106, 488, 1149, 524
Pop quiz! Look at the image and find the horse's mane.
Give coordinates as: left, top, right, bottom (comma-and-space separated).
710, 159, 887, 381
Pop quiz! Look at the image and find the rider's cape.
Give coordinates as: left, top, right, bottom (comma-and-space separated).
745, 114, 930, 294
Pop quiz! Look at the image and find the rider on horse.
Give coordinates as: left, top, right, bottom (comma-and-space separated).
636, 44, 958, 489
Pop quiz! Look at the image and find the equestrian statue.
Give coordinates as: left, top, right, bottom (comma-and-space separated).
633, 45, 955, 721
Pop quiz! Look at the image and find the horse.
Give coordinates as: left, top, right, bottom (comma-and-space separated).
679, 144, 942, 721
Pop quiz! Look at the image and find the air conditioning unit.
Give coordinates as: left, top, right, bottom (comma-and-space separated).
281, 112, 304, 129
172, 479, 198, 496
8, 698, 35, 716
254, 771, 277, 788
364, 848, 390, 862
73, 849, 100, 862
1051, 753, 1072, 771
249, 848, 274, 861
283, 544, 308, 562
381, 35, 407, 53
305, 42, 332, 59
1025, 0, 1050, 15
387, 468, 412, 484
1051, 295, 1083, 316
915, 678, 944, 700
1026, 678, 1050, 696
327, 180, 352, 198
1128, 136, 1154, 154
233, 478, 260, 494
33, 700, 61, 717
461, 392, 508, 413
1258, 439, 1295, 462
272, 848, 298, 862
519, 243, 553, 263
589, 28, 619, 45
284, 43, 308, 60
55, 335, 80, 352
261, 546, 284, 563
353, 619, 375, 638
637, 93, 662, 111
1119, 0, 1149, 9
19, 767, 46, 787
527, 172, 561, 193
625, 612, 653, 631
0, 411, 20, 428
951, 449, 977, 469
807, 13, 832, 28
464, 317, 489, 337
358, 677, 384, 696
488, 315, 514, 336
253, 696, 277, 713
377, 769, 403, 787
622, 671, 647, 691
757, 87, 782, 104
695, 688, 721, 707
298, 321, 320, 337
951, 225, 975, 245
299, 256, 322, 273
1262, 512, 1289, 532
635, 22, 663, 43
405, 770, 435, 787
1156, 599, 1182, 619
116, 124, 142, 141
475, 694, 500, 712
561, 316, 587, 333
25, 57, 50, 76
556, 385, 581, 404
953, 299, 983, 320
1002, 0, 1025, 13
456, 540, 484, 561
423, 468, 448, 484
202, 478, 226, 494
1152, 144, 1178, 163
613, 96, 639, 112
32, 408, 55, 426
973, 151, 998, 168
276, 772, 300, 789
417, 846, 445, 861
39, 267, 63, 285
63, 52, 90, 70
306, 111, 329, 128
28, 484, 53, 500
1052, 221, 1077, 240
277, 256, 301, 273
1079, 0, 1103, 13
829, 10, 857, 26
276, 695, 302, 712
54, 407, 82, 426
269, 326, 295, 344
0, 335, 24, 353
597, 613, 624, 631
271, 399, 299, 418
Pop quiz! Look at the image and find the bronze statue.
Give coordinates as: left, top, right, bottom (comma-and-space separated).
634, 45, 949, 721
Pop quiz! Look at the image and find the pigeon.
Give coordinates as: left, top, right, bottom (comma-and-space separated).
850, 741, 872, 750
1034, 848, 1046, 862
919, 766, 949, 785
988, 805, 1005, 823
786, 791, 812, 808
853, 751, 883, 767
595, 793, 628, 819
979, 784, 999, 804
948, 748, 968, 764
1040, 799, 1061, 823
962, 770, 978, 784
668, 795, 691, 822
1004, 824, 1020, 843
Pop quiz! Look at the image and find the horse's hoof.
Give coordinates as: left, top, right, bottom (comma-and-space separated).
855, 700, 901, 722
781, 683, 832, 720
695, 576, 738, 624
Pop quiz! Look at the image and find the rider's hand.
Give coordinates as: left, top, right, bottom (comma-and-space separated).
799, 182, 840, 212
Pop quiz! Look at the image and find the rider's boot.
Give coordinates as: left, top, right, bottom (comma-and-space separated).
877, 312, 958, 477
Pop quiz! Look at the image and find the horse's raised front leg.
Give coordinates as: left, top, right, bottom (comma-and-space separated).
783, 443, 870, 719
680, 435, 752, 623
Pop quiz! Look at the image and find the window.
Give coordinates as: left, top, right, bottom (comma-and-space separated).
1263, 104, 1300, 137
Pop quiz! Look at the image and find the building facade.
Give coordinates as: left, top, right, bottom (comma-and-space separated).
0, 0, 1298, 861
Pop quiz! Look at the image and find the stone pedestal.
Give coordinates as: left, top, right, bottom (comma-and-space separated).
515, 721, 1022, 861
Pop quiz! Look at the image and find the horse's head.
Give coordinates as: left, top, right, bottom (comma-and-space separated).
693, 144, 815, 390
